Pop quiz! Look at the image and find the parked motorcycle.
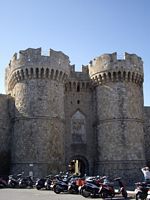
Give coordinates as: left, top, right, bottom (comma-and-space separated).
53, 174, 79, 194
68, 177, 79, 194
44, 175, 53, 190
8, 173, 23, 188
99, 177, 128, 199
19, 175, 34, 188
80, 176, 103, 198
135, 182, 150, 200
35, 175, 52, 190
35, 177, 47, 190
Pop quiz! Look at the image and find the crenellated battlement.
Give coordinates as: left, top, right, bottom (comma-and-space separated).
5, 48, 71, 93
5, 50, 144, 93
88, 52, 144, 87
8, 48, 70, 67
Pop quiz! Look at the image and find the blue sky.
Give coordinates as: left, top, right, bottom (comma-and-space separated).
0, 0, 149, 105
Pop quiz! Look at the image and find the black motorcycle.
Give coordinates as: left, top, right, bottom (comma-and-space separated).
44, 175, 53, 190
68, 177, 79, 194
35, 175, 52, 190
53, 175, 79, 194
19, 175, 34, 188
8, 173, 23, 188
35, 177, 47, 190
135, 182, 150, 200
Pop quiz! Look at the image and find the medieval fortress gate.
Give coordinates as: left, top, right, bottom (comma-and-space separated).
0, 48, 150, 184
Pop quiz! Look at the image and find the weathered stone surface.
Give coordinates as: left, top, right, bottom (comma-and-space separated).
0, 48, 149, 185
0, 94, 14, 175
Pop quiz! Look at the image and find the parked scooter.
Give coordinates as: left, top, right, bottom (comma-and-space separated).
135, 182, 150, 200
99, 177, 128, 199
53, 174, 79, 194
80, 176, 103, 198
19, 175, 34, 188
44, 175, 53, 190
68, 177, 79, 194
35, 177, 47, 190
35, 175, 52, 190
8, 173, 23, 188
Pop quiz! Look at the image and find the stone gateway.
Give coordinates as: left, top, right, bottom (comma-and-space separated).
0, 48, 150, 184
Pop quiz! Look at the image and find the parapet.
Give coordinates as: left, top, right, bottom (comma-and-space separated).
88, 52, 144, 87
8, 48, 70, 71
89, 52, 143, 75
5, 48, 71, 93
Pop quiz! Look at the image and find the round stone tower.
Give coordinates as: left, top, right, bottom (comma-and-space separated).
88, 52, 145, 183
5, 48, 70, 177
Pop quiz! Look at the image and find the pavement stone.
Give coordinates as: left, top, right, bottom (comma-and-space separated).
0, 188, 138, 200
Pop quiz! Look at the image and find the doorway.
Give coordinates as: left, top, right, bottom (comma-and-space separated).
68, 156, 88, 177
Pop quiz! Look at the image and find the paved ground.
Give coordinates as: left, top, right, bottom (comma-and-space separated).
0, 188, 136, 200
1, 189, 83, 200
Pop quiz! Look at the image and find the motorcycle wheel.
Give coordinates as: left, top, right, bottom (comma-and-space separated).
19, 182, 27, 188
28, 183, 33, 188
8, 182, 15, 188
100, 191, 109, 199
81, 188, 90, 198
100, 190, 115, 199
68, 188, 79, 194
136, 192, 147, 200
46, 185, 51, 190
36, 185, 42, 190
122, 190, 128, 199
53, 185, 61, 194
0, 183, 6, 188
91, 193, 99, 198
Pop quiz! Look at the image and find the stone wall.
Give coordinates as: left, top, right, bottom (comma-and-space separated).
95, 82, 145, 184
144, 107, 150, 164
11, 81, 67, 177
88, 52, 145, 184
6, 48, 70, 177
0, 94, 14, 175
64, 70, 97, 175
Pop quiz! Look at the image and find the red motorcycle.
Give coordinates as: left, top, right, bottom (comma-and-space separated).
99, 177, 128, 199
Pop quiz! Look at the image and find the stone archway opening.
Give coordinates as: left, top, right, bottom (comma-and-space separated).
68, 157, 88, 177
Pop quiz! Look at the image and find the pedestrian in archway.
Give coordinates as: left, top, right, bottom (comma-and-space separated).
141, 166, 150, 183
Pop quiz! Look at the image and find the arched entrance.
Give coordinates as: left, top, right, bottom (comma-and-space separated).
68, 156, 89, 177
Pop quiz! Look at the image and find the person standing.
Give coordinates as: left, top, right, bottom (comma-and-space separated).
141, 167, 150, 183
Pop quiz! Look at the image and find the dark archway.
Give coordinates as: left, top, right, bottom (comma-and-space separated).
68, 155, 89, 177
